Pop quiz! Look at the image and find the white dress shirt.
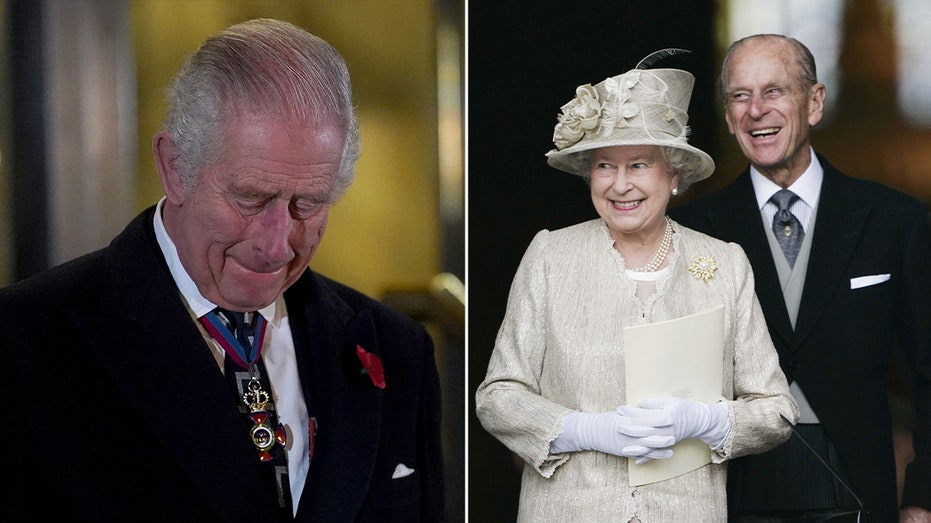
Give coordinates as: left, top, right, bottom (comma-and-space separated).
153, 198, 310, 513
750, 146, 823, 232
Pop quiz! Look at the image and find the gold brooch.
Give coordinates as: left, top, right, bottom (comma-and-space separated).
688, 256, 717, 283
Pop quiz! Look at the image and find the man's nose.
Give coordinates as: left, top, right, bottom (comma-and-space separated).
748, 93, 769, 119
254, 200, 294, 264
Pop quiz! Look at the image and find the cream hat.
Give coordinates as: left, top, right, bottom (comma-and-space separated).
545, 54, 714, 185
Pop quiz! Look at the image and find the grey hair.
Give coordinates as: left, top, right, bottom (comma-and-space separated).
717, 34, 818, 104
577, 146, 698, 192
163, 18, 361, 201
661, 146, 699, 193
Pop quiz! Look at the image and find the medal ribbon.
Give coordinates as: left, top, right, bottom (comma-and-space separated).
199, 310, 268, 369
201, 310, 289, 510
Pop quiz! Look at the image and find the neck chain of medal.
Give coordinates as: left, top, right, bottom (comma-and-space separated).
631, 216, 673, 272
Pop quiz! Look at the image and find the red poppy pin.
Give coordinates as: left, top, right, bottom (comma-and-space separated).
356, 344, 386, 389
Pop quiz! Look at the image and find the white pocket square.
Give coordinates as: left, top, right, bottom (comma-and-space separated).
392, 463, 415, 479
850, 274, 890, 290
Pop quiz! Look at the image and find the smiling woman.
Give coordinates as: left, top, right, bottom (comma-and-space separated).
587, 145, 679, 268
474, 54, 797, 522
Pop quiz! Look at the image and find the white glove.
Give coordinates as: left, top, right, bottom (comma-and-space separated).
550, 410, 675, 463
617, 397, 730, 449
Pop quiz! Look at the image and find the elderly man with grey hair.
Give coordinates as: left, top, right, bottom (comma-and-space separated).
673, 33, 931, 522
0, 19, 444, 522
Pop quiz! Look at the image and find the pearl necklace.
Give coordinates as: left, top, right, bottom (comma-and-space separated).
631, 216, 673, 272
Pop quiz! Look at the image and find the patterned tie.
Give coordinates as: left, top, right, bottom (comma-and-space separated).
770, 189, 805, 268
214, 309, 293, 517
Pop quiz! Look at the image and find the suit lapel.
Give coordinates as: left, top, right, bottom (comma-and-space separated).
287, 274, 383, 521
705, 161, 870, 356
69, 209, 275, 520
794, 161, 869, 347
705, 172, 796, 348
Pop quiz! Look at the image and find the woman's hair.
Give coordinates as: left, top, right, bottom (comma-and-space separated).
662, 146, 699, 193
576, 146, 700, 193
163, 18, 361, 201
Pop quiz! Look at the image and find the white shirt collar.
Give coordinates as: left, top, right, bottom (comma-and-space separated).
153, 197, 278, 322
749, 147, 823, 210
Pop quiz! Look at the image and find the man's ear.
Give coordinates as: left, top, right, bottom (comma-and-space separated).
807, 83, 826, 127
153, 130, 187, 205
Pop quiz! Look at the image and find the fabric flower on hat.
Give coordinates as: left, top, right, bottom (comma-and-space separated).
599, 71, 642, 135
545, 51, 716, 182
553, 84, 601, 150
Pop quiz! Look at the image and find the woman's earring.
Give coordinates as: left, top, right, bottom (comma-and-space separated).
672, 186, 679, 196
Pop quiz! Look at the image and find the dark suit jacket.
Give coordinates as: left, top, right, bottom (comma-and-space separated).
0, 207, 445, 522
671, 155, 931, 521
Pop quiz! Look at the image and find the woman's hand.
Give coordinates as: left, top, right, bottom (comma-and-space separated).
551, 410, 676, 463
617, 397, 730, 449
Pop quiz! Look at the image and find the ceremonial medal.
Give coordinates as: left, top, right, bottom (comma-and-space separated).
242, 377, 287, 461
200, 310, 287, 462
